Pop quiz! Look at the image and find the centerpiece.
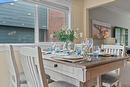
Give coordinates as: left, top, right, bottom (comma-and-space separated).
54, 26, 77, 50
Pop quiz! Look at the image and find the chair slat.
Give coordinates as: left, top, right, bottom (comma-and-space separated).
20, 46, 48, 87
5, 45, 20, 87
102, 45, 125, 56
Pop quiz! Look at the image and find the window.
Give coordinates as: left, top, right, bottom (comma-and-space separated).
0, 0, 69, 43
38, 5, 48, 42
38, 3, 68, 42
114, 27, 128, 46
47, 8, 66, 41
0, 1, 35, 43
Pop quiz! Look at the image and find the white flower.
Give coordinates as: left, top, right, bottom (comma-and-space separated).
74, 32, 78, 39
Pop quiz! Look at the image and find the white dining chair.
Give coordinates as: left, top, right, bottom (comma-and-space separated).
38, 42, 65, 51
20, 46, 77, 87
101, 44, 125, 87
101, 45, 125, 57
5, 45, 27, 87
38, 42, 53, 51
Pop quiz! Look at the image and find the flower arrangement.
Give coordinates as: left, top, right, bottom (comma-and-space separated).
54, 26, 76, 42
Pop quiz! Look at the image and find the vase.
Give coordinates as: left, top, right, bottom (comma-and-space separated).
63, 42, 68, 50
68, 42, 74, 50
63, 41, 74, 50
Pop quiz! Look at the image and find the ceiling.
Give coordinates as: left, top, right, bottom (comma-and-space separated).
102, 0, 130, 16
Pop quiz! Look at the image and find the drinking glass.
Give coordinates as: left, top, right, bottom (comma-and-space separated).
93, 46, 100, 59
81, 38, 93, 61
85, 38, 93, 53
76, 48, 82, 56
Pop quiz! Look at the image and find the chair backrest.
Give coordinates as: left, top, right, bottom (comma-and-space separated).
38, 42, 64, 51
101, 45, 125, 56
54, 42, 65, 49
38, 42, 53, 51
6, 45, 20, 87
20, 46, 48, 87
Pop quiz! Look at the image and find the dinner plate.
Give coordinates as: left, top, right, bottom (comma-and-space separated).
62, 55, 83, 60
87, 53, 115, 57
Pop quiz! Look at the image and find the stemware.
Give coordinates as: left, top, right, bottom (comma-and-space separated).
85, 38, 93, 53
76, 47, 82, 56
93, 45, 100, 59
82, 38, 93, 61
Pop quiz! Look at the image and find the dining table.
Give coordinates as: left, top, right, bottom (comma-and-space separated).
42, 54, 128, 87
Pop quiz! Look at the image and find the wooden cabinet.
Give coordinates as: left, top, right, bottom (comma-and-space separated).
113, 27, 128, 46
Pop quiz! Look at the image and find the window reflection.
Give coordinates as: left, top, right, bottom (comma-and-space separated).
0, 0, 68, 43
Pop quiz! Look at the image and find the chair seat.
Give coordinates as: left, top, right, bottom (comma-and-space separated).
102, 72, 119, 84
20, 72, 53, 84
49, 81, 77, 87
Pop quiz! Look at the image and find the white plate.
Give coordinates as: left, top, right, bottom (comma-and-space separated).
62, 55, 83, 60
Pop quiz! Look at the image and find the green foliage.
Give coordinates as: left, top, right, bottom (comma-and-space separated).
54, 27, 75, 42
67, 30, 75, 42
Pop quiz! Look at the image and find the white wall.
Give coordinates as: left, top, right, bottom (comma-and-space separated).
89, 7, 130, 47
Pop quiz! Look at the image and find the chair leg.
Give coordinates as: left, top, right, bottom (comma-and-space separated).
102, 82, 119, 87
102, 82, 111, 87
111, 81, 119, 87
117, 81, 120, 87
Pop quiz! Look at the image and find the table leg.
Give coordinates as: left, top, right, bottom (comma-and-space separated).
118, 60, 127, 87
80, 78, 97, 87
96, 76, 102, 87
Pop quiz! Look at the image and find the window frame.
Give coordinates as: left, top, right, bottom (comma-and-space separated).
0, 0, 70, 44
31, 0, 70, 43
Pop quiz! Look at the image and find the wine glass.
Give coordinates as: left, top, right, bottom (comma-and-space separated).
93, 45, 100, 59
82, 38, 93, 61
85, 38, 93, 52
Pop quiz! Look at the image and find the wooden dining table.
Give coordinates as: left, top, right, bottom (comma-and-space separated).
43, 54, 128, 87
